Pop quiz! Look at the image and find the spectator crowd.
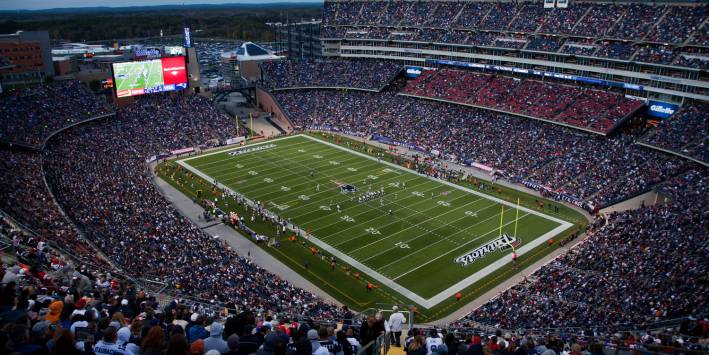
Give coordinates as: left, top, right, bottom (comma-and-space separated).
0, 66, 707, 355
0, 81, 112, 147
273, 87, 685, 209
320, 1, 708, 68
260, 60, 401, 91
39, 94, 343, 320
1, 212, 373, 355
401, 69, 643, 134
641, 102, 708, 164
461, 168, 708, 329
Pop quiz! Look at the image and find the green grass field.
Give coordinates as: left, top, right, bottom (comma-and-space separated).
166, 134, 580, 316
113, 60, 164, 91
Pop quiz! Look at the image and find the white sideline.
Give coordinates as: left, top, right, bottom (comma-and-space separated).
177, 134, 575, 308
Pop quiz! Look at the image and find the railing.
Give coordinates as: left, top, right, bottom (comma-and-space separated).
449, 312, 709, 339
357, 332, 390, 355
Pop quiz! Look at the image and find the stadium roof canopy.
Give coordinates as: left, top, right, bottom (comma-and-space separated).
221, 42, 281, 61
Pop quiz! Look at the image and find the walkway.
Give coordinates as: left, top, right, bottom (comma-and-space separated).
150, 169, 342, 306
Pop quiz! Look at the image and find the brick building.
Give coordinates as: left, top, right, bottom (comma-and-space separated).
0, 31, 54, 86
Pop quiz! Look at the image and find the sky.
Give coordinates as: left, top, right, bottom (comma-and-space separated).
0, 0, 323, 11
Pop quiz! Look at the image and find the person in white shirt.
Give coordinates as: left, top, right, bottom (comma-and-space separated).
93, 327, 126, 355
345, 328, 361, 353
425, 329, 443, 355
117, 327, 139, 355
388, 306, 407, 347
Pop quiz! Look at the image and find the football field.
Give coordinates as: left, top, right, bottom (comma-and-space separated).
113, 60, 164, 91
177, 135, 574, 308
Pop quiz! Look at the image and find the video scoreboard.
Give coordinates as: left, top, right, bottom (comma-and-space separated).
112, 56, 188, 98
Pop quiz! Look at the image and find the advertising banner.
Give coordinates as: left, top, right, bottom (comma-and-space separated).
647, 100, 679, 119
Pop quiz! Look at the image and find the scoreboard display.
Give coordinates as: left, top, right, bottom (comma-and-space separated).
112, 56, 188, 98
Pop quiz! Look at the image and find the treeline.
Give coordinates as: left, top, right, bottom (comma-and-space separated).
0, 5, 322, 42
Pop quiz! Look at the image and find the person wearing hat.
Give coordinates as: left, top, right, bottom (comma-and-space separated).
256, 332, 284, 355
118, 299, 135, 319
118, 326, 140, 355
188, 314, 209, 344
73, 271, 92, 295
31, 320, 52, 347
224, 334, 240, 355
388, 306, 407, 347
308, 329, 329, 355
238, 325, 261, 355
94, 326, 127, 355
204, 322, 229, 354
45, 300, 63, 324
1, 265, 21, 284
71, 297, 88, 318
190, 338, 205, 354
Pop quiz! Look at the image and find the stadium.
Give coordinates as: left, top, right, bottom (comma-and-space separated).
0, 0, 707, 355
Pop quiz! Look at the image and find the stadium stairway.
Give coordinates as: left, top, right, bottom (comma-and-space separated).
264, 115, 287, 135
248, 116, 283, 138
387, 344, 406, 355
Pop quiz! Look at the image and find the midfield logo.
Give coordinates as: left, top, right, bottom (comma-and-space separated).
454, 233, 521, 266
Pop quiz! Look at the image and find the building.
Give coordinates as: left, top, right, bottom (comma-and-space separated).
221, 42, 283, 86
0, 31, 54, 86
271, 21, 322, 59
51, 42, 113, 57
53, 56, 78, 76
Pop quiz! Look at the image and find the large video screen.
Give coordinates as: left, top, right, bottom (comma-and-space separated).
113, 56, 188, 98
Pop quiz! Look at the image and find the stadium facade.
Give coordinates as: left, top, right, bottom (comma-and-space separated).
320, 0, 708, 103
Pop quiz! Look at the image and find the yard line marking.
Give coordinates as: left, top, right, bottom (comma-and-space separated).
287, 177, 430, 222
299, 181, 441, 232
176, 134, 575, 308
187, 137, 311, 168
339, 194, 487, 251
206, 143, 359, 180
391, 214, 532, 281
224, 146, 428, 216
317, 187, 474, 244
303, 134, 571, 226
237, 144, 426, 206
206, 145, 381, 198
225, 156, 375, 196
358, 201, 500, 262
210, 141, 389, 191
247, 159, 387, 197
376, 211, 531, 273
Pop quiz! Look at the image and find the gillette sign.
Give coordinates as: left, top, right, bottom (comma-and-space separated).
648, 100, 678, 119
405, 66, 423, 78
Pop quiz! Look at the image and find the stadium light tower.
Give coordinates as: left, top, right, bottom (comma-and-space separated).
182, 17, 201, 94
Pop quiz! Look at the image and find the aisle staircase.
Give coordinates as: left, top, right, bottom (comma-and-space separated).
387, 345, 406, 355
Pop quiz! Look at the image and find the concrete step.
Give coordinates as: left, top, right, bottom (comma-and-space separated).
387, 344, 407, 355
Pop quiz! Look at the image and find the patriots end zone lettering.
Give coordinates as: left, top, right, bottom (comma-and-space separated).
454, 233, 521, 266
